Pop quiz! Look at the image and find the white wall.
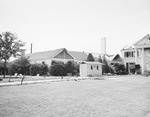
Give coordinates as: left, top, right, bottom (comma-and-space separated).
144, 48, 150, 71
80, 64, 87, 77
80, 64, 102, 77
30, 59, 52, 67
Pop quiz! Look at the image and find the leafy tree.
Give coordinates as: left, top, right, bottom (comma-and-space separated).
50, 63, 66, 76
0, 61, 6, 76
87, 53, 95, 61
29, 63, 48, 76
41, 62, 48, 77
10, 57, 30, 75
98, 55, 102, 63
113, 63, 127, 75
102, 56, 110, 74
65, 61, 79, 76
29, 64, 40, 76
0, 32, 25, 78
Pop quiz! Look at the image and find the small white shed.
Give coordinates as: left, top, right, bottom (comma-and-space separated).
80, 62, 103, 77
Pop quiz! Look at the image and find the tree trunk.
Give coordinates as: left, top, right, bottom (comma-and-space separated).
21, 74, 25, 85
3, 59, 7, 78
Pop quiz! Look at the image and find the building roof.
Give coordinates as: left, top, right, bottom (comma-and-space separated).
111, 54, 124, 64
133, 34, 150, 46
68, 50, 88, 61
26, 48, 64, 60
112, 54, 123, 62
121, 45, 134, 50
81, 61, 103, 65
121, 34, 150, 51
26, 48, 88, 61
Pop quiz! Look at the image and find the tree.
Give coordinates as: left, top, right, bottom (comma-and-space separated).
102, 56, 110, 74
50, 63, 66, 76
98, 55, 102, 63
10, 57, 30, 75
0, 32, 25, 78
41, 62, 48, 77
65, 61, 79, 76
87, 53, 95, 61
113, 63, 127, 75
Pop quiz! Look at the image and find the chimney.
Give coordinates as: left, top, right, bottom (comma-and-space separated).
31, 43, 32, 54
101, 37, 106, 55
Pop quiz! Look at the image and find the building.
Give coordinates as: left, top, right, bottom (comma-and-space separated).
26, 48, 90, 67
80, 62, 103, 77
26, 48, 103, 76
121, 34, 150, 74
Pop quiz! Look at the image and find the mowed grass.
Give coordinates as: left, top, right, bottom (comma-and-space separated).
0, 76, 150, 117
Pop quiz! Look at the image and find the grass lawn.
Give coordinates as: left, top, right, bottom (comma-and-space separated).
0, 76, 150, 117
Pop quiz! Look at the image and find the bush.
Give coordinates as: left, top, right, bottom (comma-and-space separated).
29, 63, 48, 76
143, 70, 150, 77
65, 61, 79, 76
50, 63, 66, 76
135, 65, 141, 75
50, 60, 79, 76
113, 63, 127, 75
0, 62, 5, 75
9, 57, 31, 75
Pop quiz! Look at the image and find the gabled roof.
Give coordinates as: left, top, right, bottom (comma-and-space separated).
133, 34, 150, 46
26, 48, 65, 60
112, 54, 123, 62
26, 48, 88, 61
111, 54, 124, 64
121, 45, 134, 50
68, 51, 88, 61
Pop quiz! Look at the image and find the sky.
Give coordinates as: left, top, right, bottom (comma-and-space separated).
0, 0, 150, 56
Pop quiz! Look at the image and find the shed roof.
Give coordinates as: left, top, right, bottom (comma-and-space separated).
81, 61, 103, 65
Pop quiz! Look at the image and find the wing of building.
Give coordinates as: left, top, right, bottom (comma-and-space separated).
121, 34, 150, 74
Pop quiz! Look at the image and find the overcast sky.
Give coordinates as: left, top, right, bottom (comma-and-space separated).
0, 0, 150, 55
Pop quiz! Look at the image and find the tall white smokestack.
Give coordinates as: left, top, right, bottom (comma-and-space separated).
31, 43, 32, 54
101, 37, 106, 55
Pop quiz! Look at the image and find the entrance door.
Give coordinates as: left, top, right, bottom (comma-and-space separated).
126, 63, 129, 73
129, 63, 135, 74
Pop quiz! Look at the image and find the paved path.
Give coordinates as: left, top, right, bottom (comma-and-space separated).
0, 77, 91, 87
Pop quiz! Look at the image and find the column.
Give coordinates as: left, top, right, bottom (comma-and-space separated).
135, 48, 138, 64
141, 48, 145, 73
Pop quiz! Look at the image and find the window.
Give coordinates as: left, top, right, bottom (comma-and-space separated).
124, 51, 135, 58
97, 66, 99, 70
91, 66, 93, 70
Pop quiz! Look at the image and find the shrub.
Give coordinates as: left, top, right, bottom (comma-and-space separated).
10, 57, 30, 75
50, 60, 79, 76
113, 63, 127, 75
29, 63, 48, 76
65, 61, 79, 76
143, 70, 150, 77
50, 63, 66, 76
0, 62, 5, 75
135, 65, 141, 75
